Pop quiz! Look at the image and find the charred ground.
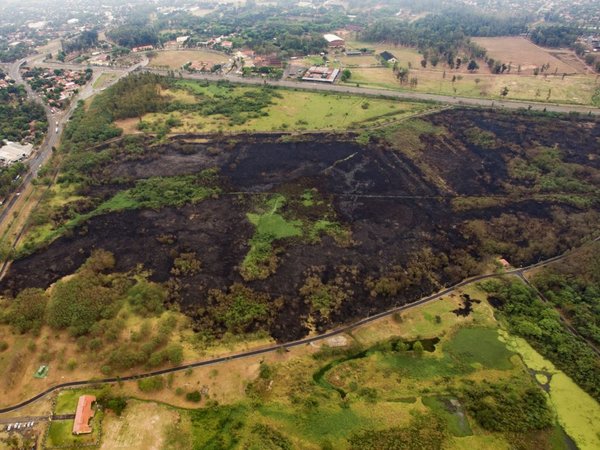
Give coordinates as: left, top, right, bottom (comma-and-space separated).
2, 109, 599, 342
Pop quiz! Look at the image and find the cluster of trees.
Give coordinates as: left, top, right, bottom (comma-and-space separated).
0, 42, 30, 63
241, 66, 284, 80
461, 381, 553, 432
61, 73, 169, 158
175, 82, 281, 126
1, 250, 188, 374
62, 30, 99, 54
193, 283, 279, 337
0, 80, 47, 145
480, 279, 600, 401
362, 10, 528, 67
107, 25, 159, 48
0, 162, 28, 200
530, 25, 581, 48
532, 243, 600, 347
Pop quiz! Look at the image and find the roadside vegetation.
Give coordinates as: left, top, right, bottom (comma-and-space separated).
40, 284, 596, 449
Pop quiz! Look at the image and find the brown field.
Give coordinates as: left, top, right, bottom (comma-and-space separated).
148, 50, 229, 69
473, 36, 582, 74
100, 400, 179, 450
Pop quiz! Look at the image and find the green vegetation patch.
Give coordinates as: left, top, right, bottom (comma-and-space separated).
46, 415, 102, 447
241, 194, 302, 281
461, 381, 554, 432
98, 169, 221, 212
422, 396, 473, 437
348, 412, 448, 450
188, 404, 250, 449
480, 279, 600, 402
464, 127, 497, 148
55, 388, 103, 414
444, 327, 515, 370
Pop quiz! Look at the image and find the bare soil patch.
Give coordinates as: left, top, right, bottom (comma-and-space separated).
148, 50, 229, 69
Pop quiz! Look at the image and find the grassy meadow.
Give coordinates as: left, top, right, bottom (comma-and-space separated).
127, 81, 432, 134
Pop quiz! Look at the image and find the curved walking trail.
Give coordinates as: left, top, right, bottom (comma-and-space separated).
1, 235, 597, 415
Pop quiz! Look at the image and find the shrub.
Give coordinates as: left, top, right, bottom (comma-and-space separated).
185, 390, 201, 402
47, 271, 121, 336
138, 376, 165, 392
5, 288, 48, 334
127, 280, 166, 316
462, 381, 553, 432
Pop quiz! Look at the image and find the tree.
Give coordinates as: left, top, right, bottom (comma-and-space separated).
467, 60, 479, 72
340, 69, 352, 82
396, 67, 409, 84
500, 86, 509, 97
413, 340, 424, 354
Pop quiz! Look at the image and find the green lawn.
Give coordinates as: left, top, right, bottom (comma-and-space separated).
46, 414, 102, 447
55, 388, 102, 414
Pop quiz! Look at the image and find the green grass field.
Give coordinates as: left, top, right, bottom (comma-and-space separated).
46, 414, 101, 447
136, 82, 432, 134
55, 388, 102, 414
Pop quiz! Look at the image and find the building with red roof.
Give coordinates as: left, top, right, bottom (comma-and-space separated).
72, 395, 96, 435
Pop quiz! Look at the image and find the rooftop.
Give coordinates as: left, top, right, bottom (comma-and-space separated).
323, 33, 344, 43
72, 395, 96, 435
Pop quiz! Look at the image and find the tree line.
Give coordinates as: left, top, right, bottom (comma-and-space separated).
361, 9, 529, 65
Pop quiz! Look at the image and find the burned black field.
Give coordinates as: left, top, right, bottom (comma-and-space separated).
3, 109, 599, 341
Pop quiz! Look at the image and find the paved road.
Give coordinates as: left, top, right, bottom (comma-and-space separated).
15, 56, 600, 116
0, 414, 74, 426
0, 235, 597, 415
0, 57, 140, 269
139, 68, 600, 116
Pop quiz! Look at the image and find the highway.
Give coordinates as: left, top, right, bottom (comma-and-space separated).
0, 235, 597, 415
0, 56, 139, 262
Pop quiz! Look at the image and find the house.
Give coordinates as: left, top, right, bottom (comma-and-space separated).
72, 395, 96, 435
220, 41, 233, 50
89, 54, 110, 66
380, 51, 397, 63
323, 33, 345, 48
132, 45, 154, 53
176, 36, 190, 44
163, 40, 179, 50
302, 66, 340, 83
498, 258, 511, 269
